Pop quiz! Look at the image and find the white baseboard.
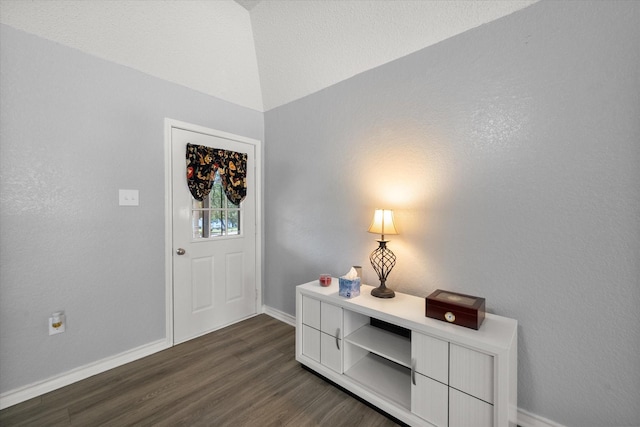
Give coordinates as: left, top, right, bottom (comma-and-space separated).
0, 308, 292, 411
518, 408, 566, 427
0, 338, 169, 410
0, 310, 564, 427
262, 305, 295, 326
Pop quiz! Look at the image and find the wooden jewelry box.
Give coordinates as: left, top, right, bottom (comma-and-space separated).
426, 289, 486, 330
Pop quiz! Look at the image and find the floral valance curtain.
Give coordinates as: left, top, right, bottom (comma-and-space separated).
186, 143, 248, 205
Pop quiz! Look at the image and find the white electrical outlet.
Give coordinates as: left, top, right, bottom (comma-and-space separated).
49, 312, 65, 335
119, 189, 139, 206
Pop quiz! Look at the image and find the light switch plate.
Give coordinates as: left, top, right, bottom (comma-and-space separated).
119, 189, 139, 206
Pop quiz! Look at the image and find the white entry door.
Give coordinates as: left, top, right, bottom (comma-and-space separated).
170, 124, 258, 344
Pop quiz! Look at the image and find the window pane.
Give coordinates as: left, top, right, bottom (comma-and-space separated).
210, 189, 223, 209
192, 199, 204, 209
192, 211, 204, 239
189, 169, 243, 239
210, 172, 225, 209
209, 220, 222, 236
228, 210, 240, 236
210, 210, 224, 236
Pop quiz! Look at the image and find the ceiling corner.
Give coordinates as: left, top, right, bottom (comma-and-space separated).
234, 0, 261, 12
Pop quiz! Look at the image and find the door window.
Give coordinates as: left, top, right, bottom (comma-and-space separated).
192, 170, 241, 239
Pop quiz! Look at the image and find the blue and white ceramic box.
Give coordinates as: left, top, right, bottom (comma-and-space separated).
339, 277, 361, 298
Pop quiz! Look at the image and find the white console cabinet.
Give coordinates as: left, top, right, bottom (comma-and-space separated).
296, 280, 517, 427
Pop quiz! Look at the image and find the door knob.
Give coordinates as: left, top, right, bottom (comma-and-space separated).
176, 248, 186, 255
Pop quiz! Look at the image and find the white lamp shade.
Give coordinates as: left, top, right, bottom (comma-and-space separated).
368, 209, 398, 236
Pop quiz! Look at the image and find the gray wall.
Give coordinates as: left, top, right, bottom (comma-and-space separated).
264, 2, 639, 426
0, 24, 263, 393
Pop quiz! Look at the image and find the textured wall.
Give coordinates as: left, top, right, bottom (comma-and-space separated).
0, 24, 263, 393
264, 1, 640, 426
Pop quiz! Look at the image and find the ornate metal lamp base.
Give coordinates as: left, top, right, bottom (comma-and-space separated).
370, 239, 396, 299
371, 284, 395, 298
369, 240, 396, 298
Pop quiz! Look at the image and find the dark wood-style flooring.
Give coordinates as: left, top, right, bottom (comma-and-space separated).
0, 314, 400, 426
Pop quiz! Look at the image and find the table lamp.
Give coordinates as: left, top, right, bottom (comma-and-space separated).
368, 209, 398, 298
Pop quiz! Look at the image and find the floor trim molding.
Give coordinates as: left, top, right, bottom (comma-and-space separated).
0, 339, 168, 410
262, 305, 295, 326
0, 307, 565, 427
518, 408, 566, 427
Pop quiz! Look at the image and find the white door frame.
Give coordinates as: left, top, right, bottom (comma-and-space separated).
164, 118, 262, 346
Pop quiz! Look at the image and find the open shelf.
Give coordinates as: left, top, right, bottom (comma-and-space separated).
344, 353, 411, 410
345, 324, 411, 368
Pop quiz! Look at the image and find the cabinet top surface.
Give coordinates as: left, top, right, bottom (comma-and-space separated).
297, 280, 517, 353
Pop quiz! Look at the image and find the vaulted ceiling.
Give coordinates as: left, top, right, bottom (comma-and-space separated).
0, 0, 537, 112
235, 0, 262, 11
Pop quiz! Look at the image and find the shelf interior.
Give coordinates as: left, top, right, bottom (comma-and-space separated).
344, 353, 411, 410
345, 324, 411, 368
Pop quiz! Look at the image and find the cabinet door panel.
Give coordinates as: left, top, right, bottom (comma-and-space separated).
411, 373, 448, 427
450, 344, 494, 403
321, 302, 342, 337
412, 332, 449, 384
302, 324, 320, 362
321, 332, 342, 373
449, 388, 493, 427
302, 296, 321, 329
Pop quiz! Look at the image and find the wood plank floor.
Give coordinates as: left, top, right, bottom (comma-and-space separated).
1, 314, 401, 426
